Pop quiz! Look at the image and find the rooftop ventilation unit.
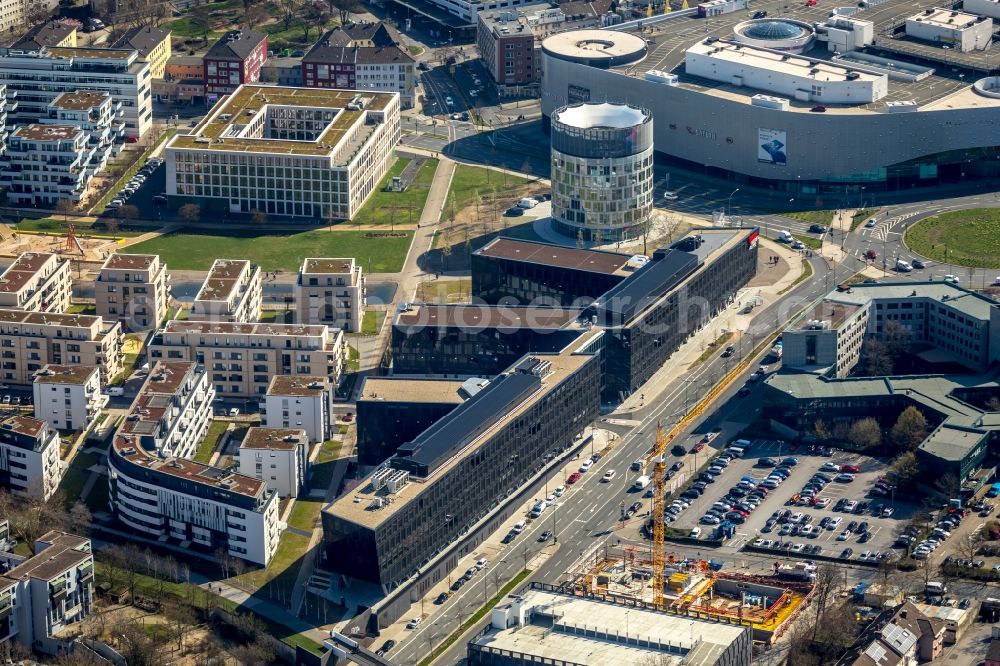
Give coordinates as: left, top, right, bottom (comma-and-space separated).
386, 470, 410, 494
370, 466, 392, 491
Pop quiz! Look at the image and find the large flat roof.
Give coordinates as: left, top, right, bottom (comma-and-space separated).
828, 281, 998, 322
471, 587, 747, 664
475, 238, 634, 276
596, 0, 1000, 111
395, 304, 581, 329
687, 40, 883, 84
0, 309, 99, 328
34, 364, 97, 385
161, 319, 328, 337
195, 259, 253, 303
359, 377, 471, 403
101, 253, 158, 271
169, 85, 395, 157
792, 300, 862, 331
326, 330, 603, 526
919, 423, 986, 461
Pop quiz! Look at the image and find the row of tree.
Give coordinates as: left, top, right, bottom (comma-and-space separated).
813, 405, 928, 454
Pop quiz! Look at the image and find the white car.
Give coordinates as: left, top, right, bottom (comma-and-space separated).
689, 527, 702, 538
228, 407, 240, 417
601, 470, 616, 482
445, 96, 454, 106
843, 500, 858, 511
865, 218, 877, 228
944, 274, 959, 284
821, 462, 840, 472
662, 191, 679, 201
406, 617, 422, 629
827, 517, 842, 530
837, 530, 850, 541
553, 485, 565, 497
814, 498, 831, 508
701, 515, 721, 525
579, 460, 593, 473
476, 557, 488, 570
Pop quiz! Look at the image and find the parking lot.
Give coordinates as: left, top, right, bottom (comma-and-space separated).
668, 439, 919, 563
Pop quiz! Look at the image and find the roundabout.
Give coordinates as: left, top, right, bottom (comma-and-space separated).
904, 208, 1000, 269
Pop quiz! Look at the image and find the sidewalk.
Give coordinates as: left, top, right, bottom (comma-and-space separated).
614, 237, 804, 416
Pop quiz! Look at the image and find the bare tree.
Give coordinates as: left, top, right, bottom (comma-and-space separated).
861, 338, 893, 376
955, 531, 983, 562
327, 0, 361, 24
55, 199, 76, 226
178, 203, 201, 225
987, 396, 1000, 411
117, 203, 140, 224
280, 0, 298, 31
302, 2, 327, 42
117, 617, 162, 666
164, 602, 197, 652
188, 6, 214, 45
69, 501, 93, 534
811, 564, 840, 641
242, 4, 268, 30
813, 419, 830, 441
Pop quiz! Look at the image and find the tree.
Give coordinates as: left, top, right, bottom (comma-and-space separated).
887, 451, 921, 488
891, 406, 927, 452
987, 396, 1000, 411
117, 618, 162, 666
55, 199, 75, 226
69, 501, 93, 534
230, 640, 276, 666
178, 203, 201, 225
302, 2, 327, 41
242, 4, 268, 29
811, 564, 840, 641
955, 531, 983, 562
117, 203, 140, 224
164, 602, 197, 652
188, 5, 214, 44
327, 0, 361, 24
848, 417, 881, 450
934, 472, 961, 499
861, 338, 893, 376
280, 0, 298, 31
813, 419, 830, 442
883, 319, 912, 361
250, 208, 267, 225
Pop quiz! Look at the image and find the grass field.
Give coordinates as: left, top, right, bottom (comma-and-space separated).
361, 310, 383, 335
446, 165, 534, 214
793, 234, 823, 250
287, 499, 323, 532
786, 210, 835, 226
905, 209, 1000, 269
416, 278, 471, 303
194, 421, 228, 464
352, 157, 438, 227
127, 229, 413, 272
850, 208, 881, 231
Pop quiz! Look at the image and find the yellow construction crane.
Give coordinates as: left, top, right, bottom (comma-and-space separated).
650, 421, 667, 610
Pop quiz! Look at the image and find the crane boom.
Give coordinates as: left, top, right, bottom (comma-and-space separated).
650, 421, 667, 609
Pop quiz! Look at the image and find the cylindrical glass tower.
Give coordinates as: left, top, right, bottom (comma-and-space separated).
550, 101, 654, 243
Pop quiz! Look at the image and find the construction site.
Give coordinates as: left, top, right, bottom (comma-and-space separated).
563, 546, 813, 643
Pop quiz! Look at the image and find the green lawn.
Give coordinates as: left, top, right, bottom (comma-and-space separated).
59, 451, 101, 509
165, 0, 239, 38
259, 310, 292, 323
416, 278, 471, 303
446, 165, 534, 215
793, 234, 823, 250
194, 421, 228, 464
287, 499, 323, 532
850, 208, 881, 231
126, 229, 413, 272
352, 157, 438, 227
262, 20, 337, 51
905, 209, 1000, 268
346, 345, 360, 372
786, 210, 835, 226
361, 310, 383, 335
66, 303, 97, 315
116, 334, 143, 385
250, 531, 310, 589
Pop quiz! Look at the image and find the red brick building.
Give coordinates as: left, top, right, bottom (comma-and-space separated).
203, 30, 268, 99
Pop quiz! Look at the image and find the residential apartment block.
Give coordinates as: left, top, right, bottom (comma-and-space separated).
189, 259, 261, 323
32, 365, 106, 433
165, 85, 400, 220
295, 257, 365, 331
0, 310, 124, 385
0, 0, 59, 35
11, 21, 77, 50
261, 375, 334, 444
147, 320, 345, 397
107, 361, 280, 564
113, 26, 171, 79
95, 253, 171, 330
302, 23, 415, 107
203, 30, 267, 98
237, 427, 308, 498
476, 1, 614, 96
0, 46, 153, 138
0, 90, 124, 205
0, 252, 71, 313
0, 414, 61, 500
0, 531, 94, 656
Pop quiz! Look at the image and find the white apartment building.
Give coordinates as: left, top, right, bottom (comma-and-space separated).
0, 252, 71, 312
148, 320, 346, 397
0, 0, 60, 35
0, 310, 124, 385
237, 427, 308, 498
32, 365, 106, 432
261, 375, 334, 444
295, 257, 365, 332
0, 414, 62, 500
189, 259, 262, 323
107, 361, 280, 565
1, 125, 93, 206
0, 46, 153, 139
1, 90, 123, 205
95, 253, 171, 330
0, 531, 94, 656
165, 85, 400, 220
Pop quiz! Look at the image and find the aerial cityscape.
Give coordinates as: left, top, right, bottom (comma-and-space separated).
0, 0, 996, 664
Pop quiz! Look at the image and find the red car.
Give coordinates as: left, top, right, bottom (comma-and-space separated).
567, 472, 582, 485
691, 443, 706, 454
841, 464, 861, 473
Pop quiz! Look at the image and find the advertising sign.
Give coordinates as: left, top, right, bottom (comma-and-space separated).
758, 128, 787, 165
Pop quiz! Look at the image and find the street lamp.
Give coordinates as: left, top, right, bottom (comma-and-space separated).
727, 188, 740, 220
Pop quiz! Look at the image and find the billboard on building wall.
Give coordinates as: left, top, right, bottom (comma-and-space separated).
757, 128, 787, 165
